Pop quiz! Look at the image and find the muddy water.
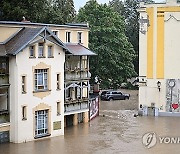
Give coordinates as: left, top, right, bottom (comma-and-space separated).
1, 90, 180, 154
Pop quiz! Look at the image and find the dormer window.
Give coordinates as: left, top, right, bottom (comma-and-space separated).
66, 32, 71, 43
38, 43, 44, 58
29, 46, 35, 58
48, 45, 53, 58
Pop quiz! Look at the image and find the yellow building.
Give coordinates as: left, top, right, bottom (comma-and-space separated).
0, 21, 95, 143
138, 0, 180, 116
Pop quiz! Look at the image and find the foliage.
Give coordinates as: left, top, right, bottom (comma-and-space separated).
0, 0, 76, 24
109, 0, 155, 74
77, 0, 136, 89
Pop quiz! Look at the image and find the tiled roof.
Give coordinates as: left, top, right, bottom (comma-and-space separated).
0, 27, 70, 56
65, 43, 96, 56
5, 27, 44, 55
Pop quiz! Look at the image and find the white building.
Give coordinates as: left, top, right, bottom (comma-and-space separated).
0, 21, 95, 143
138, 0, 180, 116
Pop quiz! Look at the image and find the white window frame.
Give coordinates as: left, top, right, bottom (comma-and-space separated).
29, 46, 35, 57
66, 31, 71, 43
57, 73, 61, 90
38, 43, 44, 57
48, 45, 53, 58
34, 69, 48, 91
35, 110, 48, 136
77, 32, 82, 44
22, 75, 26, 93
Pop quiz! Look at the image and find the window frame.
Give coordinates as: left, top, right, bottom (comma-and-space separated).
35, 110, 49, 137
56, 73, 61, 90
29, 45, 35, 58
57, 102, 61, 116
38, 43, 45, 58
22, 105, 27, 120
34, 69, 48, 92
66, 31, 71, 43
77, 32, 82, 44
22, 75, 27, 94
47, 45, 54, 58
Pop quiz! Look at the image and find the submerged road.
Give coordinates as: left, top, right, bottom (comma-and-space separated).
1, 90, 180, 154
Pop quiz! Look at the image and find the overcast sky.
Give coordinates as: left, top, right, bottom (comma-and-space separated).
74, 0, 165, 12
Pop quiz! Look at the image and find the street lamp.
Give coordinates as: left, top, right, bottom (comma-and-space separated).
157, 81, 161, 92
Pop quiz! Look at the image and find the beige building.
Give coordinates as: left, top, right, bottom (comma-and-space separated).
138, 0, 180, 116
0, 21, 95, 143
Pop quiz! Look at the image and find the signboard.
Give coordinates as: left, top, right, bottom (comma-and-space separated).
53, 121, 61, 130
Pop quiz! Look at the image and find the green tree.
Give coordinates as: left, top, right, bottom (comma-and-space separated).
77, 0, 136, 88
109, 0, 154, 74
0, 0, 76, 24
52, 0, 76, 24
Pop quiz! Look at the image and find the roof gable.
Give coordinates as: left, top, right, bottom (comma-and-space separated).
2, 27, 70, 56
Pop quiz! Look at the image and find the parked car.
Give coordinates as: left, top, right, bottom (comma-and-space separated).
100, 90, 130, 101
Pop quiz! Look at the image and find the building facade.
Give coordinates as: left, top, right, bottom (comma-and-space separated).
138, 0, 180, 116
0, 21, 95, 143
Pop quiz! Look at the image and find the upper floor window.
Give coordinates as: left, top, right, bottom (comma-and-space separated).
81, 56, 88, 69
29, 46, 35, 57
57, 73, 61, 90
53, 31, 58, 36
48, 46, 53, 58
66, 32, 71, 43
34, 69, 48, 91
22, 75, 26, 94
77, 32, 82, 43
38, 43, 44, 57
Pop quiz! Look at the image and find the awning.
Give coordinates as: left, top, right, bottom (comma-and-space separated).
65, 43, 96, 56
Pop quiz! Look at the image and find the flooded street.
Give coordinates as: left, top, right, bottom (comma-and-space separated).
1, 90, 180, 154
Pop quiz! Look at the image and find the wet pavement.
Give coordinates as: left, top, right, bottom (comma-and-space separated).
1, 90, 180, 154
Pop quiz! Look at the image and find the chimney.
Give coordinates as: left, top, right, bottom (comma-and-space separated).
21, 16, 31, 23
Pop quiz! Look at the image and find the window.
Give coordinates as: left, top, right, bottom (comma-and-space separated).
35, 110, 48, 137
22, 106, 27, 120
66, 32, 71, 42
77, 32, 82, 43
48, 46, 53, 58
29, 46, 35, 57
35, 69, 48, 91
22, 76, 26, 93
38, 43, 44, 57
57, 102, 61, 115
81, 56, 88, 70
57, 73, 61, 90
53, 31, 58, 36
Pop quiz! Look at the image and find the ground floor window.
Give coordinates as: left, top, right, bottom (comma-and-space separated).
35, 110, 48, 137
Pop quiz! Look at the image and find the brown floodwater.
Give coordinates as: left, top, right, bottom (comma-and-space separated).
1, 90, 180, 154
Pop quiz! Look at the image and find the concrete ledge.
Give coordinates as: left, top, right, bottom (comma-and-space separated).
159, 112, 180, 117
